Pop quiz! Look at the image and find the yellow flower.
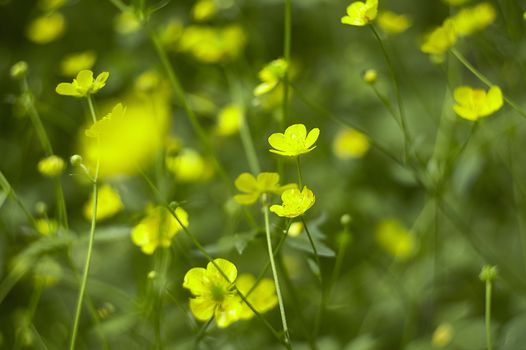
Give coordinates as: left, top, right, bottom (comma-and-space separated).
83, 184, 124, 221
375, 219, 416, 260
26, 13, 66, 44
35, 219, 58, 236
270, 186, 316, 218
60, 51, 97, 77
453, 85, 503, 121
114, 11, 141, 34
192, 0, 217, 22
234, 172, 295, 205
332, 128, 370, 159
131, 206, 189, 254
179, 25, 246, 63
183, 259, 241, 328
431, 323, 454, 348
420, 19, 457, 57
268, 124, 320, 157
254, 58, 288, 96
38, 155, 65, 177
216, 104, 242, 136
341, 0, 378, 27
166, 148, 213, 182
236, 274, 277, 320
377, 11, 411, 34
362, 68, 377, 84
451, 2, 496, 36
56, 70, 109, 97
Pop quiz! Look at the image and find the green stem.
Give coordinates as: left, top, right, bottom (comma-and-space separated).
263, 196, 291, 347
282, 0, 292, 128
69, 96, 101, 350
0, 171, 37, 227
295, 157, 303, 188
450, 48, 526, 118
485, 279, 493, 350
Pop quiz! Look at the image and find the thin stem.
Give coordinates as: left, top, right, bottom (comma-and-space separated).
263, 196, 291, 347
485, 279, 493, 350
0, 171, 37, 227
450, 48, 526, 118
295, 157, 302, 188
69, 96, 101, 350
282, 0, 292, 128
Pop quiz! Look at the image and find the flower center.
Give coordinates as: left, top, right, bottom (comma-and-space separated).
211, 284, 226, 302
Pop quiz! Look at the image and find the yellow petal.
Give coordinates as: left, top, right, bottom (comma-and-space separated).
55, 83, 79, 96
76, 70, 94, 89
256, 172, 280, 190
284, 123, 307, 140
485, 86, 503, 114
189, 297, 216, 321
234, 193, 259, 205
305, 128, 320, 149
268, 133, 287, 151
183, 267, 209, 295
215, 295, 242, 327
234, 173, 258, 193
207, 258, 237, 284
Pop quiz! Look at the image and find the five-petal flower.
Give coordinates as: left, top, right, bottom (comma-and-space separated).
270, 186, 316, 218
268, 124, 320, 157
56, 69, 109, 97
341, 0, 378, 27
453, 85, 503, 121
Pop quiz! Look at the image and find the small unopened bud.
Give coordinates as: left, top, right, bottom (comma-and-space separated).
340, 214, 352, 226
168, 201, 179, 211
10, 61, 28, 80
362, 69, 377, 84
70, 154, 83, 167
479, 265, 498, 282
35, 201, 48, 215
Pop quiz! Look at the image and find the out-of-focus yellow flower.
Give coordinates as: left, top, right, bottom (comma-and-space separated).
56, 70, 109, 98
287, 221, 304, 237
254, 58, 288, 96
60, 51, 97, 77
362, 69, 377, 84
236, 274, 277, 320
378, 11, 411, 34
83, 184, 124, 221
179, 25, 246, 63
431, 323, 454, 348
38, 155, 65, 177
270, 186, 315, 218
443, 0, 470, 6
26, 13, 65, 44
268, 124, 320, 157
114, 11, 141, 34
35, 219, 58, 236
420, 19, 457, 57
216, 104, 242, 136
160, 19, 184, 47
234, 172, 295, 205
341, 0, 378, 27
131, 206, 189, 254
451, 2, 496, 36
166, 148, 213, 182
33, 257, 62, 287
375, 219, 416, 260
38, 0, 66, 11
183, 259, 241, 328
453, 85, 503, 121
332, 128, 370, 159
192, 0, 217, 22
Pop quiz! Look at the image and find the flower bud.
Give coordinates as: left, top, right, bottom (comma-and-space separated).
479, 265, 498, 282
70, 154, 83, 167
340, 214, 352, 226
362, 69, 377, 84
10, 61, 28, 80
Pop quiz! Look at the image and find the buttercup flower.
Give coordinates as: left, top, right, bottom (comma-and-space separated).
166, 148, 213, 182
375, 219, 416, 260
56, 69, 109, 97
453, 85, 503, 121
131, 206, 189, 254
420, 19, 457, 57
38, 155, 65, 177
270, 186, 316, 218
268, 124, 320, 157
26, 12, 65, 44
192, 0, 217, 22
216, 104, 242, 136
332, 128, 370, 159
378, 11, 411, 34
35, 219, 58, 236
234, 172, 295, 205
253, 58, 288, 96
341, 0, 378, 27
83, 184, 124, 221
236, 274, 278, 320
451, 2, 496, 36
183, 259, 241, 328
60, 51, 97, 77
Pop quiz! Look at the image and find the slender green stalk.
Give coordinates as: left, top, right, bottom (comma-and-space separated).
282, 0, 292, 127
263, 196, 291, 347
485, 279, 493, 350
295, 157, 303, 188
450, 48, 526, 118
0, 171, 37, 227
13, 283, 42, 350
69, 96, 101, 350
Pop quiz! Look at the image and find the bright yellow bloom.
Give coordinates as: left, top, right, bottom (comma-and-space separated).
332, 128, 370, 159
26, 13, 65, 44
378, 11, 411, 34
287, 221, 304, 237
453, 85, 503, 121
375, 219, 416, 260
270, 186, 315, 218
420, 19, 457, 56
38, 155, 65, 177
236, 274, 277, 320
35, 219, 58, 236
83, 184, 124, 221
131, 206, 189, 254
166, 148, 213, 182
234, 172, 295, 205
56, 70, 109, 97
268, 124, 320, 157
183, 259, 241, 328
451, 2, 496, 36
216, 104, 242, 136
254, 58, 288, 96
179, 25, 246, 63
341, 0, 378, 27
60, 51, 97, 77
192, 0, 217, 22
431, 323, 454, 347
362, 69, 377, 84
